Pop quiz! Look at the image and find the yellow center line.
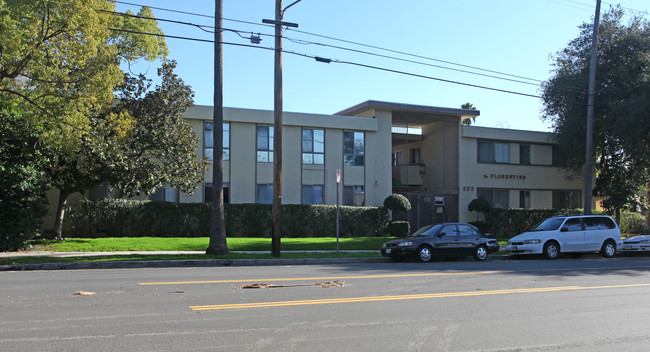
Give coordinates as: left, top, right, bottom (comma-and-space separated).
189, 283, 650, 311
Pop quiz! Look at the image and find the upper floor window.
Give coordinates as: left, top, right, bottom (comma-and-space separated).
204, 122, 230, 161
478, 140, 510, 163
519, 144, 531, 164
302, 129, 324, 164
257, 126, 274, 163
344, 131, 364, 166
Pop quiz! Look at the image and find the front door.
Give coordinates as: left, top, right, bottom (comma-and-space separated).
433, 224, 460, 255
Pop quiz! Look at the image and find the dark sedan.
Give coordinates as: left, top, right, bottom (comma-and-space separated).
381, 223, 499, 262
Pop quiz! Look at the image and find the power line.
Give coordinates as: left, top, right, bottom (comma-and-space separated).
108, 27, 544, 99
102, 9, 548, 88
110, 0, 546, 85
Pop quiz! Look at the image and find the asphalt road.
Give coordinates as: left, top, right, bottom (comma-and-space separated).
2, 255, 650, 351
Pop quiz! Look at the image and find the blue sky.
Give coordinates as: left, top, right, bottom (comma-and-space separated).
116, 0, 649, 132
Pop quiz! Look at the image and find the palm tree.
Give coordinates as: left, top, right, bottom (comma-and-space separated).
461, 102, 477, 126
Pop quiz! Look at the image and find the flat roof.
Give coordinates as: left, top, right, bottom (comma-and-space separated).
336, 100, 480, 117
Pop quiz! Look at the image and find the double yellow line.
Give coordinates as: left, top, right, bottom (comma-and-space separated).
189, 283, 650, 311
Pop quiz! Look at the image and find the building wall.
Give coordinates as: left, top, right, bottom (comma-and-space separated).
183, 105, 392, 207
458, 126, 585, 222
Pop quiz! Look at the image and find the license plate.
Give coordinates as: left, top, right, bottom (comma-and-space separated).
511, 246, 517, 251
385, 248, 391, 254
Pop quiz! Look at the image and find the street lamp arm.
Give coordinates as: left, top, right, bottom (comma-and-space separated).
281, 0, 303, 17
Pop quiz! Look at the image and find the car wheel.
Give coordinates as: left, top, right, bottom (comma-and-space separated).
600, 240, 616, 258
474, 245, 488, 261
417, 246, 433, 262
390, 256, 405, 263
543, 241, 560, 259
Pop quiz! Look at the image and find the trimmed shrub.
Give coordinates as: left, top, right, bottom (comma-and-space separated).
620, 211, 645, 235
383, 193, 411, 212
468, 197, 490, 221
64, 200, 390, 238
387, 221, 410, 237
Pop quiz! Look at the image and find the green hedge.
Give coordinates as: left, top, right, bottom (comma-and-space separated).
485, 208, 587, 237
64, 200, 389, 238
387, 221, 410, 237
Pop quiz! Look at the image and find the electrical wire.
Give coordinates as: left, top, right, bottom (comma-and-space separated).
101, 9, 551, 89
109, 0, 547, 85
108, 27, 545, 99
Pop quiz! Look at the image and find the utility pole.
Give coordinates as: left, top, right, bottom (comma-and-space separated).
263, 0, 300, 257
584, 0, 601, 215
206, 0, 229, 255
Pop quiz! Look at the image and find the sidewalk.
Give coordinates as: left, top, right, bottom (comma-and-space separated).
0, 250, 389, 271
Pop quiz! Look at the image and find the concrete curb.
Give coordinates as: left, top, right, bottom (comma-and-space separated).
1, 257, 393, 271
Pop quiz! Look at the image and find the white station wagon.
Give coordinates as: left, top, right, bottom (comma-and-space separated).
506, 215, 621, 259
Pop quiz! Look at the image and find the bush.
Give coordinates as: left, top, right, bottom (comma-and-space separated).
620, 211, 645, 235
468, 197, 490, 221
64, 200, 390, 238
383, 193, 411, 212
469, 221, 489, 233
387, 221, 410, 237
485, 208, 585, 237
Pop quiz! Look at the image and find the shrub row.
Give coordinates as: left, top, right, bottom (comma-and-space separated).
63, 200, 390, 238
484, 208, 586, 237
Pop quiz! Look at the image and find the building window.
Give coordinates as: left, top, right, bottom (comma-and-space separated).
344, 185, 364, 206
553, 191, 580, 209
519, 190, 531, 209
256, 184, 273, 204
302, 129, 324, 164
204, 122, 230, 161
256, 125, 273, 163
392, 151, 402, 166
478, 140, 510, 163
410, 148, 421, 164
151, 185, 178, 203
344, 131, 364, 166
302, 185, 324, 205
477, 188, 509, 209
204, 183, 229, 203
519, 144, 531, 164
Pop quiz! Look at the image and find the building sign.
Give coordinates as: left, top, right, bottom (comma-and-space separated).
483, 174, 526, 180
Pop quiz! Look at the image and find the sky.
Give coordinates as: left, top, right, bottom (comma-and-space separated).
115, 0, 650, 132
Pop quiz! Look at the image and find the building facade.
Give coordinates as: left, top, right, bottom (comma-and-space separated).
42, 100, 587, 232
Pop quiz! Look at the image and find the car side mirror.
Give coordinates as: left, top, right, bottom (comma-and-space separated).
560, 227, 568, 232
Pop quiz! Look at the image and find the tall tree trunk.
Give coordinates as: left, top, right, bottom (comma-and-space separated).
206, 0, 229, 255
53, 188, 71, 240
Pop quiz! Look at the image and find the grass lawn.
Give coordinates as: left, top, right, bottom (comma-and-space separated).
26, 236, 397, 252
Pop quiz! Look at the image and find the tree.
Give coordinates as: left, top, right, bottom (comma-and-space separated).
0, 0, 175, 239
46, 61, 207, 239
541, 7, 650, 222
0, 0, 167, 145
460, 102, 477, 125
0, 103, 50, 250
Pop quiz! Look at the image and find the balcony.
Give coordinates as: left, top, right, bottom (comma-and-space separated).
392, 164, 425, 186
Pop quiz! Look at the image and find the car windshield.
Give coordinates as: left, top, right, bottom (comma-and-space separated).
531, 217, 566, 231
413, 224, 443, 237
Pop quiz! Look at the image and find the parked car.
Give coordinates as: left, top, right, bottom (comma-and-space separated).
380, 223, 499, 262
505, 215, 621, 259
619, 234, 650, 253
